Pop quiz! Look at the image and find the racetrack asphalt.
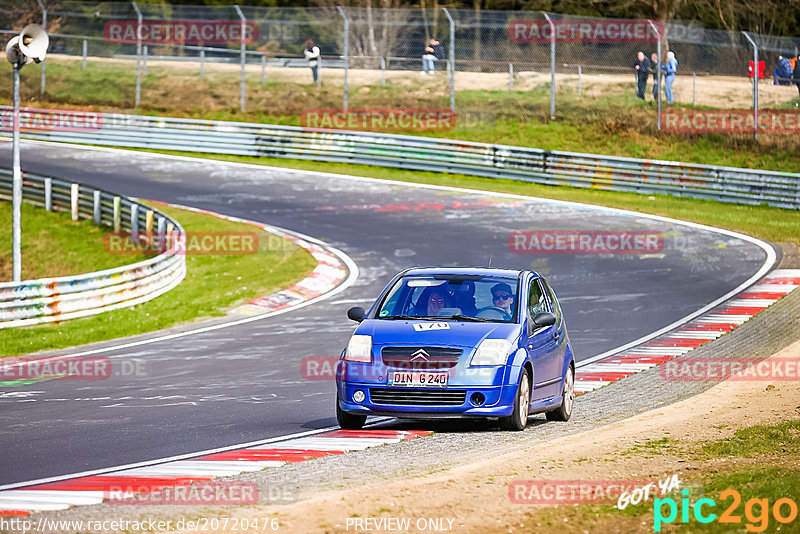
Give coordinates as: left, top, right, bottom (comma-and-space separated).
0, 141, 772, 486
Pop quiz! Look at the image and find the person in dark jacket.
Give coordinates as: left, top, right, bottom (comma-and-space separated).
633, 51, 651, 100
774, 55, 793, 86
649, 52, 659, 100
794, 56, 800, 98
421, 38, 444, 75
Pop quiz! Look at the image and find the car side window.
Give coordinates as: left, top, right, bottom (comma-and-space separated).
542, 278, 563, 325
528, 279, 547, 319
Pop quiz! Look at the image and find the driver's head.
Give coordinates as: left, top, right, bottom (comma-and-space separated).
491, 283, 514, 312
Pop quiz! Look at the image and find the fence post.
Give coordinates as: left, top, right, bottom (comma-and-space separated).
337, 6, 349, 111
742, 31, 759, 142
37, 0, 46, 98
509, 63, 513, 92
578, 65, 582, 96
317, 56, 322, 87
261, 53, 266, 85
648, 20, 662, 130
82, 40, 88, 70
93, 190, 101, 225
130, 204, 139, 236
145, 209, 154, 234
443, 7, 455, 112
113, 196, 121, 232
543, 12, 555, 118
692, 73, 696, 106
143, 44, 148, 75
234, 5, 247, 112
44, 178, 52, 211
70, 183, 79, 221
131, 2, 142, 108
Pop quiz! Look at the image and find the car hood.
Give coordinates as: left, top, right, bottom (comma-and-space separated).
355, 319, 521, 348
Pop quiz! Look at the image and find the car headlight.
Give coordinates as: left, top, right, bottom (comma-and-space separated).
345, 335, 372, 363
470, 339, 512, 366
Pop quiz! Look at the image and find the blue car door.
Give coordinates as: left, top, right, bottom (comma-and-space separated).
525, 277, 562, 400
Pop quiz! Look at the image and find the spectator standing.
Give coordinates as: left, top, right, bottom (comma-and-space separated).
662, 51, 678, 104
794, 56, 800, 98
649, 52, 659, 100
421, 38, 443, 75
774, 55, 793, 86
304, 39, 320, 83
633, 51, 651, 100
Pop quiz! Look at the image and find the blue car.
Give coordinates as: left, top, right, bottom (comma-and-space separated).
335, 267, 575, 431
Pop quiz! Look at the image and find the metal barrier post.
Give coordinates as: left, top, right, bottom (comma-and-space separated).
234, 5, 247, 112
82, 40, 87, 70
93, 190, 101, 224
130, 204, 139, 236
145, 209, 154, 234
337, 7, 349, 111
71, 183, 79, 221
743, 32, 759, 142
509, 63, 513, 92
381, 57, 386, 87
132, 2, 142, 108
11, 65, 22, 281
692, 73, 696, 106
157, 215, 165, 237
143, 44, 148, 75
44, 178, 52, 211
543, 12, 556, 118
578, 65, 581, 96
37, 0, 46, 98
113, 196, 121, 232
199, 46, 205, 78
443, 7, 455, 112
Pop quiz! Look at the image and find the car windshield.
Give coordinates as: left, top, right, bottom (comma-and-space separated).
377, 274, 518, 323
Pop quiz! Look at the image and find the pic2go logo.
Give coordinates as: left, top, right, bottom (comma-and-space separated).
653, 489, 799, 532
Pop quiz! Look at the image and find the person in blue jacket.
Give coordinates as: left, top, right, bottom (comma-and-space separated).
774, 55, 793, 86
661, 51, 678, 104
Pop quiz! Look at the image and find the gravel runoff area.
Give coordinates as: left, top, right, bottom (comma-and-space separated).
14, 246, 799, 534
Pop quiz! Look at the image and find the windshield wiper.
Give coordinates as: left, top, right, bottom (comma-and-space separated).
382, 314, 433, 320
446, 314, 493, 322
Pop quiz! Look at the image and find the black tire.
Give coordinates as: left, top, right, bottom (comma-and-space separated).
546, 365, 574, 422
499, 369, 531, 431
336, 394, 367, 429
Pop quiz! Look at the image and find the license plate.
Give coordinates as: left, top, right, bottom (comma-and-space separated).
388, 370, 449, 387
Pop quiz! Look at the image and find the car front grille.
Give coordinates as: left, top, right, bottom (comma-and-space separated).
381, 346, 463, 369
369, 388, 467, 406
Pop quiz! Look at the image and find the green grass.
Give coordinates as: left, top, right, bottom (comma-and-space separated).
700, 420, 800, 458
141, 150, 800, 246
0, 203, 317, 357
0, 201, 148, 280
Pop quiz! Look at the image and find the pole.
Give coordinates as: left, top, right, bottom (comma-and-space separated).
692, 72, 696, 106
261, 53, 266, 85
143, 44, 148, 75
337, 6, 349, 111
234, 5, 246, 112
509, 63, 513, 92
543, 12, 555, 118
82, 39, 87, 70
12, 65, 22, 281
381, 57, 386, 87
743, 32, 758, 142
443, 8, 455, 112
200, 46, 204, 78
648, 20, 662, 130
132, 2, 142, 108
37, 0, 46, 98
578, 65, 582, 96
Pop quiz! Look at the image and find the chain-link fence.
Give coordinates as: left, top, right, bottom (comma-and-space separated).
2, 2, 800, 139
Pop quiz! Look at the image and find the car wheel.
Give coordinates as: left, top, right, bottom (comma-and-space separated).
546, 365, 574, 422
499, 369, 530, 431
336, 394, 367, 429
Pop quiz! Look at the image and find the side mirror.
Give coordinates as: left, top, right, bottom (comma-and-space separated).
531, 311, 556, 330
347, 306, 366, 323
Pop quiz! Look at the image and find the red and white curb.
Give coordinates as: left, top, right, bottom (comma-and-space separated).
574, 269, 800, 394
0, 429, 431, 515
149, 202, 349, 316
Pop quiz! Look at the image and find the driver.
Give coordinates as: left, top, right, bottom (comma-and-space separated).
490, 283, 515, 319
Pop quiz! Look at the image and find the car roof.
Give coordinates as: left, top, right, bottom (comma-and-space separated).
402, 267, 534, 279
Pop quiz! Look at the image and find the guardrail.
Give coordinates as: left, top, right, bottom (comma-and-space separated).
1, 107, 798, 210
0, 168, 186, 329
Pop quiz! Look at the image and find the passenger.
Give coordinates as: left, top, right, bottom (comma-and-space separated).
490, 283, 515, 319
414, 286, 449, 316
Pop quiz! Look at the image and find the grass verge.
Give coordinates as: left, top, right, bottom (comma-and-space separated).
0, 203, 317, 357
